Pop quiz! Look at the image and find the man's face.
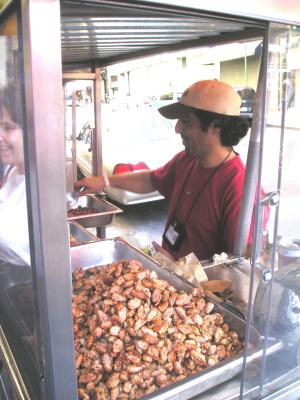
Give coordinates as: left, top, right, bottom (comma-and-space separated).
175, 112, 212, 157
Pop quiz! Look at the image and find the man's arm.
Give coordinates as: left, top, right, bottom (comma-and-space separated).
74, 170, 155, 195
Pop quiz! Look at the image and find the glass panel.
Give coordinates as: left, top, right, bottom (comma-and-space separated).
241, 22, 300, 398
0, 11, 41, 399
64, 80, 95, 183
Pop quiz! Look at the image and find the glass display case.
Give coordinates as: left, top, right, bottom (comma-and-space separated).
0, 0, 300, 399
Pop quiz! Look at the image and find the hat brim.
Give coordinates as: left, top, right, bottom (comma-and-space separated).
158, 102, 196, 119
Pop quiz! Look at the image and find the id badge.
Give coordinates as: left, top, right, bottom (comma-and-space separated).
163, 217, 186, 251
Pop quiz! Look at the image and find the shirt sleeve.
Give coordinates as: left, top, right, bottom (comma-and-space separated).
150, 152, 183, 200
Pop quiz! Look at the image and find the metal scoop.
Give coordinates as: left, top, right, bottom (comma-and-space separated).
66, 186, 85, 210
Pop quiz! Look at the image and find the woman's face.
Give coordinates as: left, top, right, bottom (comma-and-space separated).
0, 106, 24, 166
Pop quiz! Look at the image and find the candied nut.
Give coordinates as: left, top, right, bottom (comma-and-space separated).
163, 307, 174, 318
111, 293, 127, 302
205, 302, 214, 314
134, 318, 146, 331
214, 327, 224, 344
190, 349, 207, 366
92, 383, 109, 400
160, 346, 168, 364
73, 268, 85, 281
146, 308, 159, 322
143, 333, 159, 345
177, 324, 193, 335
126, 351, 142, 364
155, 374, 168, 387
158, 301, 169, 312
147, 345, 160, 360
123, 381, 133, 394
94, 341, 108, 353
101, 320, 112, 330
110, 325, 121, 336
106, 372, 120, 389
78, 372, 97, 384
127, 365, 145, 374
207, 355, 219, 367
112, 338, 124, 353
175, 293, 190, 306
174, 361, 184, 375
151, 288, 162, 305
110, 386, 120, 400
153, 318, 169, 334
131, 289, 148, 300
184, 339, 197, 350
167, 351, 176, 363
127, 298, 142, 310
78, 388, 89, 399
142, 279, 156, 289
131, 372, 143, 386
175, 307, 187, 319
96, 309, 109, 323
184, 359, 196, 371
86, 335, 94, 349
101, 353, 112, 372
135, 340, 149, 353
92, 327, 103, 338
72, 307, 85, 318
192, 314, 203, 326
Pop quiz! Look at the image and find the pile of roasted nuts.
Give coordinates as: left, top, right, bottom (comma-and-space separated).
72, 260, 242, 400
68, 205, 97, 217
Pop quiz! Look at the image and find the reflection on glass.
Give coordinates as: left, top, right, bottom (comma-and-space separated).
241, 23, 300, 399
0, 83, 41, 397
0, 84, 30, 266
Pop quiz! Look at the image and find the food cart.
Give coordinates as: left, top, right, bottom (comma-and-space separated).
0, 0, 300, 399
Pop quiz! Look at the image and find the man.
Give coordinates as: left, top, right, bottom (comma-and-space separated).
75, 80, 250, 261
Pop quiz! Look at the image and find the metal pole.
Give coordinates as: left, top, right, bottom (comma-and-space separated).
21, 0, 78, 398
233, 35, 269, 256
239, 24, 270, 398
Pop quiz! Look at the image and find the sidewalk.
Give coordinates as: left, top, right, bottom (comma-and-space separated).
267, 108, 300, 130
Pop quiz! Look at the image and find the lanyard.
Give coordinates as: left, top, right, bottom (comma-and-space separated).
171, 148, 233, 226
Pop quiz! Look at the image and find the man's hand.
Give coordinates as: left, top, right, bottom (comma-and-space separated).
74, 176, 106, 195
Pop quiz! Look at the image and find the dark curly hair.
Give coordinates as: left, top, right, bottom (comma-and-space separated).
193, 109, 250, 146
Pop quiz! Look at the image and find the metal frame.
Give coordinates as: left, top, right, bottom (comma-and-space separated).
141, 0, 300, 25
20, 0, 77, 398
0, 0, 299, 399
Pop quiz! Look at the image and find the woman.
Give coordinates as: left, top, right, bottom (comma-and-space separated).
0, 84, 30, 266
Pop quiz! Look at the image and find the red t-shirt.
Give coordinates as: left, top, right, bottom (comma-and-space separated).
151, 150, 250, 260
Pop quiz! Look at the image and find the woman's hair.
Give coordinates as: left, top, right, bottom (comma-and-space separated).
194, 109, 250, 146
0, 83, 22, 126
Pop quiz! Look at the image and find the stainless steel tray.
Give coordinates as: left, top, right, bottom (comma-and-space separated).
70, 238, 281, 399
68, 221, 99, 246
67, 194, 122, 228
